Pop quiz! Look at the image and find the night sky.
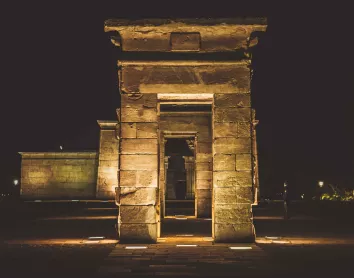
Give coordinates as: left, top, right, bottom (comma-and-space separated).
1, 2, 352, 198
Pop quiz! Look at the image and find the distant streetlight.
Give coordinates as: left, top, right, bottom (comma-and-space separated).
318, 181, 324, 188
13, 179, 19, 186
60, 145, 63, 150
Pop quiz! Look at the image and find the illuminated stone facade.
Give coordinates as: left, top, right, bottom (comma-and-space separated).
19, 17, 265, 243
105, 18, 267, 243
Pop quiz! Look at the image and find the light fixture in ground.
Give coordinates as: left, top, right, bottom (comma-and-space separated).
176, 218, 187, 220
272, 240, 289, 244
176, 234, 194, 237
265, 236, 281, 240
176, 244, 198, 247
229, 247, 252, 250
88, 236, 105, 240
125, 246, 147, 249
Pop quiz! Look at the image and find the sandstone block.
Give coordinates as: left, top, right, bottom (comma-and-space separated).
137, 123, 158, 138
119, 170, 158, 187
196, 153, 212, 163
197, 171, 212, 180
196, 189, 212, 199
214, 122, 238, 138
197, 199, 212, 218
237, 187, 253, 203
238, 122, 251, 138
121, 108, 157, 123
214, 154, 235, 171
120, 155, 158, 170
236, 154, 252, 171
214, 94, 251, 108
121, 123, 137, 138
214, 138, 251, 154
119, 205, 156, 223
119, 187, 157, 205
121, 139, 158, 154
214, 223, 255, 243
197, 142, 212, 153
196, 162, 212, 171
213, 171, 252, 187
214, 204, 252, 224
214, 107, 251, 122
214, 187, 237, 204
196, 179, 212, 189
119, 223, 157, 243
121, 94, 157, 108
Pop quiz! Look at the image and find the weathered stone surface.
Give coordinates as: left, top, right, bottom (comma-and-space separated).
119, 187, 157, 205
237, 187, 253, 203
238, 122, 251, 138
197, 171, 212, 180
19, 153, 98, 199
118, 62, 250, 94
213, 171, 252, 187
119, 170, 157, 187
121, 123, 137, 138
214, 223, 255, 243
121, 108, 157, 123
236, 154, 252, 171
170, 32, 201, 51
196, 189, 212, 199
214, 187, 237, 204
196, 179, 212, 189
214, 138, 251, 154
196, 162, 212, 171
214, 204, 252, 224
196, 153, 212, 163
214, 94, 251, 108
120, 155, 158, 170
121, 139, 158, 154
197, 199, 212, 218
214, 108, 251, 122
105, 18, 267, 53
121, 94, 157, 108
197, 142, 212, 153
214, 123, 238, 138
119, 205, 156, 223
214, 154, 235, 171
137, 123, 158, 138
119, 223, 157, 243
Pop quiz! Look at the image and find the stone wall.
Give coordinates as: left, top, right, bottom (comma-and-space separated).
213, 93, 255, 242
118, 94, 159, 242
20, 152, 98, 199
97, 121, 119, 199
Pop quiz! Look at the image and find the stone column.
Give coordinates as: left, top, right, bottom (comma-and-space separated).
96, 121, 119, 199
117, 93, 158, 243
213, 92, 255, 243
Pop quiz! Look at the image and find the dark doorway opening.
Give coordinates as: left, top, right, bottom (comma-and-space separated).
164, 138, 195, 217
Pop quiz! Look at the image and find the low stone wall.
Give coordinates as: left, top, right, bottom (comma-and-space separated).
19, 152, 98, 199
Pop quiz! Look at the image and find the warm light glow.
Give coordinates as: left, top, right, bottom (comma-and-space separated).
204, 218, 212, 221
318, 181, 324, 187
176, 245, 198, 247
176, 234, 194, 237
34, 200, 42, 202
176, 218, 188, 220
13, 179, 19, 186
125, 246, 147, 249
84, 240, 100, 244
112, 186, 117, 192
272, 240, 289, 244
229, 247, 252, 250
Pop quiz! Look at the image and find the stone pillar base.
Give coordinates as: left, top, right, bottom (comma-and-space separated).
214, 223, 255, 243
118, 223, 157, 243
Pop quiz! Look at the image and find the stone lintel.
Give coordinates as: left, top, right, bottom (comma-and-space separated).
105, 18, 267, 52
97, 120, 118, 129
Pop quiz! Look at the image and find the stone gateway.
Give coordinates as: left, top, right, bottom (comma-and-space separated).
19, 18, 266, 243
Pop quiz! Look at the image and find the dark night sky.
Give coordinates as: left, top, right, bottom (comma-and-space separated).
1, 1, 353, 198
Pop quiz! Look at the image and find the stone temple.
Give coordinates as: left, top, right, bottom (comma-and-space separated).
19, 18, 267, 243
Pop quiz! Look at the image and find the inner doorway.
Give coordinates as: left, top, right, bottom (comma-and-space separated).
164, 138, 195, 217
